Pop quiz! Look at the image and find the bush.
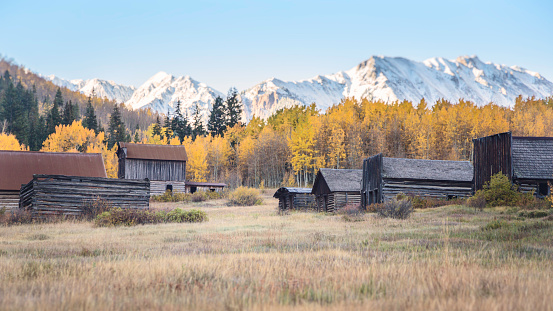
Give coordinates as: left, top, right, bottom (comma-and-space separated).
227, 187, 263, 206
81, 199, 112, 221
518, 210, 550, 219
165, 208, 208, 223
0, 208, 33, 226
94, 207, 209, 227
364, 203, 382, 213
411, 196, 462, 209
151, 191, 188, 202
467, 193, 487, 211
190, 192, 207, 202
377, 198, 413, 219
481, 173, 521, 207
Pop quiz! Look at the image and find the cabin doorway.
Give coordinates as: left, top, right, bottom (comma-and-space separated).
539, 183, 549, 196
166, 185, 173, 192
190, 186, 197, 194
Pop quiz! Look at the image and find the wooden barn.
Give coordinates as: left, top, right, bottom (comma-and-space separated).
311, 168, 363, 213
362, 153, 474, 205
117, 142, 187, 195
20, 175, 150, 218
0, 151, 107, 212
473, 132, 553, 196
273, 187, 316, 212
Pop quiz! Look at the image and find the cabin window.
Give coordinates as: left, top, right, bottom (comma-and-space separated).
190, 186, 197, 194
166, 185, 173, 192
539, 183, 549, 196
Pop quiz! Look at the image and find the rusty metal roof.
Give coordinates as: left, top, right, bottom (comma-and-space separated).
118, 142, 188, 161
0, 151, 107, 191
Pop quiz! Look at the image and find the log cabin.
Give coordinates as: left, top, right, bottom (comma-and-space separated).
117, 142, 187, 195
362, 153, 474, 205
0, 151, 107, 212
273, 187, 316, 212
311, 168, 363, 213
473, 132, 553, 196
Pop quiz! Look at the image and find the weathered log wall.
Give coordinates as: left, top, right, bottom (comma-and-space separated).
0, 191, 19, 212
278, 193, 316, 212
20, 175, 150, 218
362, 154, 383, 205
150, 181, 186, 196
315, 192, 361, 213
381, 179, 473, 201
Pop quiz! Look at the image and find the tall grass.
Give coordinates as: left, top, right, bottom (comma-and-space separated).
1, 193, 553, 310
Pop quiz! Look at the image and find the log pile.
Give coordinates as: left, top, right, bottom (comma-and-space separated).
20, 174, 150, 218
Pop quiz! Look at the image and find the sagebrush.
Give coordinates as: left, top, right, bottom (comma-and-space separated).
227, 187, 263, 206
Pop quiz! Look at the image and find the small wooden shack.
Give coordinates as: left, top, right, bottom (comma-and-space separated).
273, 187, 316, 212
473, 132, 553, 196
362, 153, 474, 205
20, 175, 150, 218
185, 181, 226, 194
311, 168, 363, 213
0, 151, 107, 212
117, 142, 187, 195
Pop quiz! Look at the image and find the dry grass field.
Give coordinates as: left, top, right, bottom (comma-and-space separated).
2, 191, 553, 310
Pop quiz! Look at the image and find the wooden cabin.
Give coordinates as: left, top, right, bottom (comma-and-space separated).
311, 168, 363, 213
273, 187, 316, 212
117, 143, 187, 195
185, 181, 226, 194
20, 175, 149, 218
473, 132, 553, 196
0, 151, 107, 212
362, 153, 474, 205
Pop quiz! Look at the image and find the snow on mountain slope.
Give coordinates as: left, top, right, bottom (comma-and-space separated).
241, 55, 553, 119
125, 72, 224, 122
45, 75, 136, 103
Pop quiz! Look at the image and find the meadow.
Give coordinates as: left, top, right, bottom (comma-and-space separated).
1, 192, 553, 310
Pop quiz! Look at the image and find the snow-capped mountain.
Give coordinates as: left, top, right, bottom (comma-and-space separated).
45, 75, 136, 103
240, 55, 553, 119
125, 71, 224, 122
45, 55, 553, 121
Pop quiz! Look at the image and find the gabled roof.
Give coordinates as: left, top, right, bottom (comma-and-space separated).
273, 187, 312, 198
382, 157, 473, 182
0, 151, 107, 191
118, 142, 187, 161
512, 136, 553, 180
314, 168, 363, 193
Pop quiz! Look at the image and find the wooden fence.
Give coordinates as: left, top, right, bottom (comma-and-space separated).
20, 174, 150, 217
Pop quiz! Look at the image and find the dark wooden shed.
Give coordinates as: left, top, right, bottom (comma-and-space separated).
185, 181, 226, 194
311, 168, 363, 213
362, 153, 474, 205
273, 187, 316, 212
473, 132, 553, 196
0, 151, 107, 212
117, 142, 187, 195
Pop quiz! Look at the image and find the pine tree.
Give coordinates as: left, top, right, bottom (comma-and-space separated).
207, 96, 226, 137
107, 104, 127, 148
225, 87, 242, 129
47, 88, 63, 134
192, 103, 205, 140
152, 116, 163, 138
83, 96, 99, 133
62, 100, 76, 125
163, 111, 173, 142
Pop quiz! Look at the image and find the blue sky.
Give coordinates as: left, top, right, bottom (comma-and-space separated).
1, 0, 552, 92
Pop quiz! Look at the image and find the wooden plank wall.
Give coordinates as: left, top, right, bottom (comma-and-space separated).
473, 132, 512, 190
278, 193, 316, 212
150, 181, 186, 196
123, 159, 186, 181
0, 192, 19, 212
20, 175, 150, 218
316, 192, 361, 213
362, 154, 383, 205
381, 179, 473, 201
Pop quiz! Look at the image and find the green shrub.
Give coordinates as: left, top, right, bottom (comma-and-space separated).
94, 207, 208, 227
81, 199, 112, 221
481, 173, 521, 207
151, 191, 189, 202
165, 208, 208, 223
227, 187, 263, 206
518, 210, 550, 219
